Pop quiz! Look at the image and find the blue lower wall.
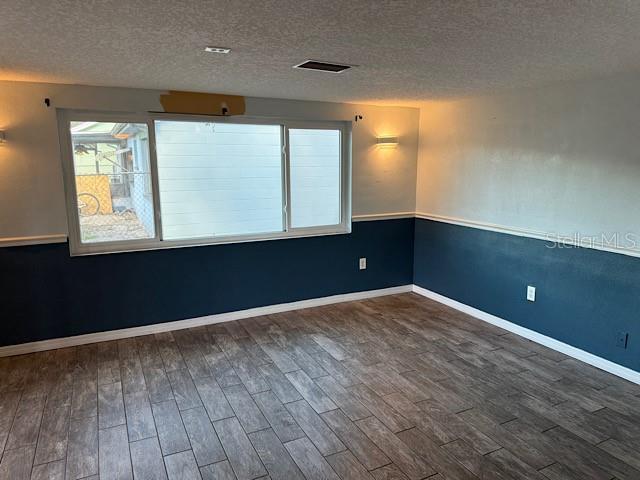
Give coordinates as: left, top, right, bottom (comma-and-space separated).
413, 218, 640, 371
0, 219, 414, 347
5, 215, 639, 373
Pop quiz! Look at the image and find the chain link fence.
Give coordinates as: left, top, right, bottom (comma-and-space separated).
76, 171, 155, 243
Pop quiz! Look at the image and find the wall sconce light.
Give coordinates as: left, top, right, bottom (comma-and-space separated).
0, 131, 5, 144
376, 135, 398, 146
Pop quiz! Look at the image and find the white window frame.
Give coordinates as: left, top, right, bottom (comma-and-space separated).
58, 110, 352, 256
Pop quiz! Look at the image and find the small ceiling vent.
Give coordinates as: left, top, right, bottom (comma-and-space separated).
293, 60, 353, 73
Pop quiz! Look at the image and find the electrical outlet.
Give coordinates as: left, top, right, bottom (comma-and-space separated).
616, 332, 629, 349
359, 257, 367, 270
527, 286, 536, 302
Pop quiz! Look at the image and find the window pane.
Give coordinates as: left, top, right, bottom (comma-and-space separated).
70, 121, 155, 243
289, 129, 341, 228
155, 121, 284, 240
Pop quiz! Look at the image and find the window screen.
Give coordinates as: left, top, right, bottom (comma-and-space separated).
69, 121, 156, 243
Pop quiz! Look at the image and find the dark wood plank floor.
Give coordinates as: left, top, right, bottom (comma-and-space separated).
1, 293, 639, 480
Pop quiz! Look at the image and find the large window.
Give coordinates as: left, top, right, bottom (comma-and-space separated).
60, 112, 351, 255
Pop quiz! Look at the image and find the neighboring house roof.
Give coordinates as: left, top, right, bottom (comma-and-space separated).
71, 121, 144, 141
71, 121, 123, 144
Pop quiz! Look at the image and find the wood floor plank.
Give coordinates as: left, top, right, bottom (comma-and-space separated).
98, 342, 122, 386
123, 390, 156, 442
486, 447, 548, 480
308, 351, 358, 387
355, 416, 435, 480
382, 393, 456, 445
258, 364, 303, 404
155, 333, 187, 373
204, 351, 242, 388
279, 340, 327, 379
502, 420, 610, 480
200, 460, 237, 480
66, 416, 98, 480
223, 384, 269, 434
396, 427, 477, 480
598, 438, 640, 471
283, 437, 340, 480
213, 417, 266, 480
167, 369, 202, 411
321, 409, 390, 470
441, 440, 513, 480
545, 426, 640, 480
457, 407, 553, 469
0, 391, 21, 454
0, 445, 35, 480
310, 334, 348, 361
142, 365, 174, 404
193, 376, 235, 422
539, 462, 589, 480
98, 382, 126, 429
98, 424, 133, 480
285, 399, 344, 456
252, 391, 305, 443
173, 330, 211, 380
315, 375, 371, 421
416, 399, 500, 455
348, 384, 412, 433
164, 450, 201, 480
285, 371, 337, 414
151, 400, 190, 456
129, 437, 168, 480
260, 344, 300, 373
34, 403, 70, 465
118, 340, 147, 395
30, 459, 65, 480
6, 394, 45, 449
227, 353, 270, 395
370, 464, 411, 480
71, 379, 97, 419
180, 406, 226, 467
326, 450, 375, 480
248, 428, 304, 480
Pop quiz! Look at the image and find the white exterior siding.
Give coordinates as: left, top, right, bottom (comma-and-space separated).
289, 129, 341, 228
155, 121, 284, 240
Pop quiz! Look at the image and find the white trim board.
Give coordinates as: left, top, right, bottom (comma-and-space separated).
352, 212, 415, 222
0, 234, 67, 248
415, 212, 640, 259
5, 213, 639, 261
0, 214, 411, 248
412, 284, 640, 385
0, 285, 412, 357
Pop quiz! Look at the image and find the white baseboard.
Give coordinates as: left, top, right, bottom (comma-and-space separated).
4, 282, 638, 386
412, 285, 640, 385
0, 285, 413, 357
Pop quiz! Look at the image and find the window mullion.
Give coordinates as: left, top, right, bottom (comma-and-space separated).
283, 125, 292, 232
147, 118, 164, 241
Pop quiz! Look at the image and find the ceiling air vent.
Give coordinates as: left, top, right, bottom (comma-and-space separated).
293, 60, 353, 73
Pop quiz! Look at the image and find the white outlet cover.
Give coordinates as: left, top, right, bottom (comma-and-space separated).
359, 258, 367, 270
527, 286, 536, 302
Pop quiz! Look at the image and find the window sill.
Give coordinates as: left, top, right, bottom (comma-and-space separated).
69, 224, 352, 256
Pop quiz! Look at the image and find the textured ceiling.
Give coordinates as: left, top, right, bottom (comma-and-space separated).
2, 1, 640, 105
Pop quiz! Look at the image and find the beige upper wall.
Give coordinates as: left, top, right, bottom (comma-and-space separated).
416, 72, 640, 251
0, 80, 418, 240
